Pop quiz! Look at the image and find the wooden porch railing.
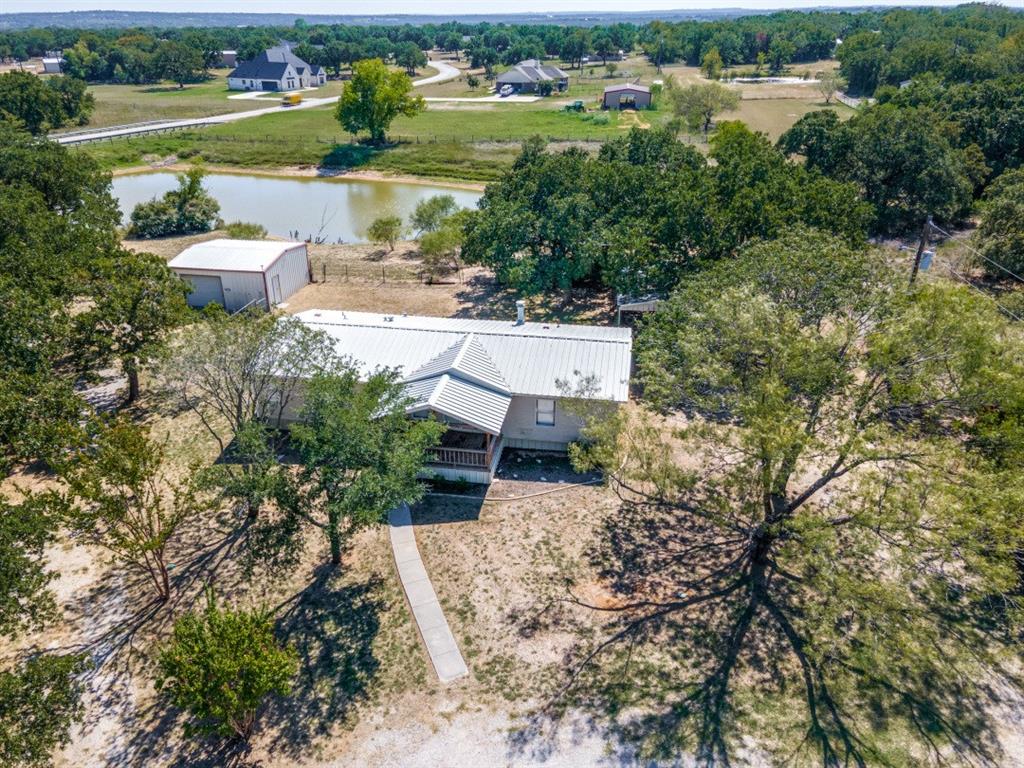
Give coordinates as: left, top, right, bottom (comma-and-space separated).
427, 446, 489, 468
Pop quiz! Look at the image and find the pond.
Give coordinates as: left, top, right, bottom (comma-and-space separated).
111, 171, 482, 244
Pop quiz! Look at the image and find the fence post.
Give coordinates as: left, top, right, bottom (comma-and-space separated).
321, 263, 326, 283
382, 264, 386, 284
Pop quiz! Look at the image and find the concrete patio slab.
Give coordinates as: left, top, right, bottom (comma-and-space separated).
388, 503, 468, 683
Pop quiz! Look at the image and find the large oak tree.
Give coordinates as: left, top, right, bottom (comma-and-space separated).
554, 228, 1024, 765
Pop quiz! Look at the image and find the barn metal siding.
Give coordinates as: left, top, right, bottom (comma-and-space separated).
265, 246, 310, 305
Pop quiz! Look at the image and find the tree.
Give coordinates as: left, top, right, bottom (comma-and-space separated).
767, 35, 796, 74
156, 592, 296, 741
394, 42, 426, 75
605, 62, 617, 78
0, 123, 120, 466
0, 494, 62, 640
366, 214, 403, 252
776, 109, 848, 172
560, 28, 592, 70
700, 47, 723, 80
410, 193, 458, 235
780, 103, 985, 233
558, 228, 1024, 764
0, 71, 63, 134
666, 80, 740, 138
466, 74, 480, 90
976, 168, 1024, 278
62, 419, 204, 602
593, 32, 617, 65
74, 251, 189, 403
291, 369, 444, 565
129, 165, 220, 238
156, 41, 203, 88
816, 69, 845, 104
335, 58, 424, 144
419, 209, 471, 283
0, 654, 89, 768
158, 312, 338, 456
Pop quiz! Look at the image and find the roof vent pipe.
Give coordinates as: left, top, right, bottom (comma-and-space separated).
515, 300, 525, 326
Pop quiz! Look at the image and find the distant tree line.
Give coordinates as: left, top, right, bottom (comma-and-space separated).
0, 5, 1019, 88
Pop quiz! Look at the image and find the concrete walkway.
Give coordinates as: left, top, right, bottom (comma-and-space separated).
388, 503, 468, 683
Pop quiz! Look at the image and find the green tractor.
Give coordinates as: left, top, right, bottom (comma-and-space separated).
564, 100, 586, 113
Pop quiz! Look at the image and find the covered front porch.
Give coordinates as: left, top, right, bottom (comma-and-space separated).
426, 428, 504, 473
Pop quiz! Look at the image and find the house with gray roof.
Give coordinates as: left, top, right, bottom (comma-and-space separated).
227, 46, 326, 91
496, 59, 569, 94
288, 304, 632, 483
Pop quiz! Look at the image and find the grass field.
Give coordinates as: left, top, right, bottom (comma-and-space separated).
78, 56, 852, 183
67, 69, 343, 130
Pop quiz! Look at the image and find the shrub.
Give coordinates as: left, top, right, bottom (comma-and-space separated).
156, 593, 297, 741
128, 166, 220, 238
129, 198, 180, 238
222, 221, 268, 239
366, 214, 404, 251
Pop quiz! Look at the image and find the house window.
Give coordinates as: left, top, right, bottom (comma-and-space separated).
536, 398, 555, 426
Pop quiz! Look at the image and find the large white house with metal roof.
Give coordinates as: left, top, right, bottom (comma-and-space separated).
293, 306, 632, 483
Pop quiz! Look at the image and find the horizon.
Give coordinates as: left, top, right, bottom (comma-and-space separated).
2, 0, 1005, 16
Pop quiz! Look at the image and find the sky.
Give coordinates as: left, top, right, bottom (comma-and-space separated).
4, 0, 1014, 14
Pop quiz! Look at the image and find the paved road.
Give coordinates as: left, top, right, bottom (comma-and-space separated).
54, 60, 462, 146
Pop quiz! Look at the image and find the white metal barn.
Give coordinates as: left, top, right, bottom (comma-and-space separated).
169, 239, 310, 313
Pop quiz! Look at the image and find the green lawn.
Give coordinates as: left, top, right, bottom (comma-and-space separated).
78, 103, 636, 181
78, 69, 851, 184
69, 69, 342, 130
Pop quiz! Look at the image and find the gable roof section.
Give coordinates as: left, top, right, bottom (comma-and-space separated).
297, 309, 632, 402
497, 60, 569, 85
404, 373, 511, 435
229, 46, 312, 81
604, 83, 651, 94
405, 334, 510, 394
402, 334, 512, 434
228, 59, 291, 81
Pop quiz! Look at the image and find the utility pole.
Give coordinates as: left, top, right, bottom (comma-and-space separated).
909, 216, 933, 286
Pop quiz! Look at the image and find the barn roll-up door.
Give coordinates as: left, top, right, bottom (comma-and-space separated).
184, 275, 225, 308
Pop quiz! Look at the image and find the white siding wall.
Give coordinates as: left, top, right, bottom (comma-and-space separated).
172, 268, 266, 313
499, 396, 585, 451
265, 246, 309, 305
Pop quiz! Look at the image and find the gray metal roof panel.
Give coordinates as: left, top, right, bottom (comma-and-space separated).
298, 310, 632, 401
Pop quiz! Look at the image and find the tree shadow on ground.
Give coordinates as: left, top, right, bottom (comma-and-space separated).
507, 496, 1009, 766
320, 143, 385, 170
264, 565, 385, 757
411, 494, 484, 525
453, 276, 614, 323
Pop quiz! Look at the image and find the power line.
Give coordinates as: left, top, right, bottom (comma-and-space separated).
929, 222, 1024, 285
945, 265, 1023, 322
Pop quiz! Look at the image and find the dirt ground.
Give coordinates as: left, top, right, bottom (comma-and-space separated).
124, 232, 619, 324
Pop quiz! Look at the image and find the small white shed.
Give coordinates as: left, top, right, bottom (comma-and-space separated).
169, 239, 310, 313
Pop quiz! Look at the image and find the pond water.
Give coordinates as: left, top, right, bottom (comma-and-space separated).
111, 171, 482, 244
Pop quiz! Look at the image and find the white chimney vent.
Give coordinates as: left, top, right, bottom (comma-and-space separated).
515, 300, 525, 325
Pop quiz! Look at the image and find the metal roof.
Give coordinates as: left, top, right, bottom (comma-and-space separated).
405, 373, 511, 435
405, 334, 510, 395
169, 239, 305, 273
297, 309, 632, 402
604, 83, 651, 94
